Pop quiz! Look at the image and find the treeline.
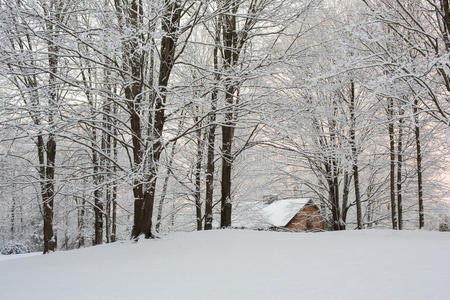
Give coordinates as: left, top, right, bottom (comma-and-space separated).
0, 0, 448, 253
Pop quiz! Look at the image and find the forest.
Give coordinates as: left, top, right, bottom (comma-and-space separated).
0, 0, 449, 255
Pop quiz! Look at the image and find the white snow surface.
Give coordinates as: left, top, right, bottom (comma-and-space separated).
261, 198, 310, 226
0, 252, 41, 261
1, 229, 449, 300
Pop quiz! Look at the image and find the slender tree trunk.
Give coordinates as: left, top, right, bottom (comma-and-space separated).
105, 188, 111, 243
366, 185, 374, 229
103, 93, 112, 243
341, 171, 350, 227
93, 183, 103, 244
397, 107, 404, 230
111, 92, 119, 242
194, 112, 203, 231
42, 135, 57, 253
413, 99, 424, 228
204, 101, 217, 230
388, 98, 398, 229
204, 114, 216, 230
333, 167, 342, 230
91, 112, 103, 245
111, 190, 117, 242
10, 196, 15, 240
328, 178, 340, 231
349, 80, 362, 229
77, 197, 85, 248
204, 18, 221, 230
329, 105, 343, 230
220, 121, 233, 228
441, 0, 450, 51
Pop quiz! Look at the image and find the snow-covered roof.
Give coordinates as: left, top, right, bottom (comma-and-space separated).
261, 198, 311, 227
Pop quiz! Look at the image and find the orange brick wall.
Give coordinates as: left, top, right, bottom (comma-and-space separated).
285, 205, 323, 232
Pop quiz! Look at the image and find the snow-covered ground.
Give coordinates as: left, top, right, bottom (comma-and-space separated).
0, 252, 41, 262
0, 230, 449, 300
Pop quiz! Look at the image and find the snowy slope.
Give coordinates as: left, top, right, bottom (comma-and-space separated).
0, 230, 449, 300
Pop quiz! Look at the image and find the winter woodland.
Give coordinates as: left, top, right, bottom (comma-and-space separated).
0, 0, 449, 254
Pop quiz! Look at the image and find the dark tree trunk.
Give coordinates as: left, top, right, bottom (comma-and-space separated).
111, 104, 118, 242
204, 123, 216, 229
204, 17, 221, 230
10, 196, 15, 240
105, 187, 111, 243
204, 112, 216, 230
42, 136, 57, 253
77, 197, 85, 248
353, 164, 362, 229
328, 179, 340, 230
330, 104, 343, 230
93, 187, 103, 245
333, 168, 342, 230
42, 13, 59, 252
341, 171, 350, 227
103, 97, 112, 243
194, 111, 203, 231
220, 1, 239, 228
220, 119, 233, 228
413, 99, 424, 228
388, 98, 398, 229
397, 108, 404, 230
204, 100, 217, 230
91, 116, 103, 245
349, 80, 362, 229
441, 0, 450, 51
111, 186, 117, 242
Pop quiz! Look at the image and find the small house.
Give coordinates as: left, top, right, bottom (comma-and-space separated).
261, 198, 323, 232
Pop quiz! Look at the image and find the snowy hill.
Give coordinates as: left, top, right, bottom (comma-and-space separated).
0, 230, 449, 300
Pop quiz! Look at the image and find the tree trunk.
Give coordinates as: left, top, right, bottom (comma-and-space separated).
388, 98, 398, 230
204, 17, 221, 230
111, 96, 119, 242
194, 112, 203, 231
40, 5, 60, 253
93, 186, 103, 245
132, 1, 181, 239
397, 107, 404, 230
341, 171, 350, 227
42, 136, 57, 253
91, 116, 103, 245
77, 197, 85, 248
413, 99, 424, 228
349, 80, 362, 229
10, 196, 15, 240
220, 121, 233, 228
204, 113, 216, 230
220, 1, 239, 228
105, 188, 111, 243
